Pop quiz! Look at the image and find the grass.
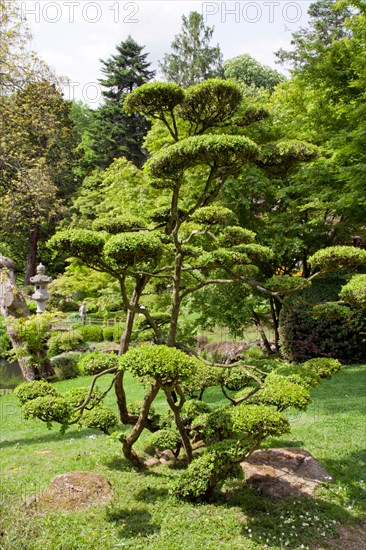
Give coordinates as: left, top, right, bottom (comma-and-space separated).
0, 365, 365, 549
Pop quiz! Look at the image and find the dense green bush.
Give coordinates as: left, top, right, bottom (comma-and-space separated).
193, 406, 233, 442
80, 406, 118, 434
119, 345, 197, 386
181, 399, 212, 426
22, 395, 72, 429
280, 273, 366, 363
221, 367, 251, 391
280, 307, 366, 363
78, 351, 120, 375
144, 429, 181, 457
50, 352, 81, 380
14, 381, 58, 404
113, 325, 124, 343
63, 387, 102, 409
302, 357, 341, 379
230, 403, 290, 441
0, 321, 11, 358
78, 324, 104, 343
47, 330, 85, 356
171, 441, 242, 502
273, 363, 321, 389
102, 326, 115, 342
251, 374, 311, 411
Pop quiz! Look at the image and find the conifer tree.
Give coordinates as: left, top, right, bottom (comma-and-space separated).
159, 11, 223, 88
91, 36, 155, 168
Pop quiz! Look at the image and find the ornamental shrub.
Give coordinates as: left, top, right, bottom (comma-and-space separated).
80, 406, 118, 434
78, 324, 103, 343
302, 357, 341, 379
144, 429, 181, 457
79, 351, 120, 375
14, 380, 58, 404
221, 367, 251, 391
171, 441, 242, 502
50, 352, 81, 380
102, 326, 115, 342
193, 406, 233, 442
280, 273, 366, 363
63, 387, 102, 409
118, 345, 197, 386
47, 330, 85, 356
252, 374, 311, 411
340, 274, 366, 308
181, 399, 212, 427
22, 395, 72, 429
273, 363, 321, 389
230, 403, 290, 441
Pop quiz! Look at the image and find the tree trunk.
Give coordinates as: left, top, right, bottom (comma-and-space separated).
167, 251, 183, 347
0, 256, 35, 381
24, 226, 39, 285
164, 385, 192, 462
252, 309, 273, 354
115, 278, 145, 424
122, 380, 160, 468
270, 298, 281, 352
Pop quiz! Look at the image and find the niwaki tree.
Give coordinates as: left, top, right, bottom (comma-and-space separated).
22, 79, 366, 498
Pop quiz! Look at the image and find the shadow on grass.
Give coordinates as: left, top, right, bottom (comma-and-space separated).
321, 449, 366, 513
103, 456, 169, 478
106, 506, 160, 539
135, 485, 169, 502
208, 477, 356, 549
0, 428, 95, 448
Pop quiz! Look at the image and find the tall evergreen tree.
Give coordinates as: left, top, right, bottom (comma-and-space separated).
91, 36, 155, 169
275, 0, 353, 69
159, 11, 223, 88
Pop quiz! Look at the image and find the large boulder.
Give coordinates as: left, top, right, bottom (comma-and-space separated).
241, 448, 332, 499
28, 471, 113, 510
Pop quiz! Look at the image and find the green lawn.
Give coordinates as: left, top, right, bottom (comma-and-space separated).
0, 365, 365, 549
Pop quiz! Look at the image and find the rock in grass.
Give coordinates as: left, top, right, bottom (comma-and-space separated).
241, 448, 332, 499
30, 471, 113, 510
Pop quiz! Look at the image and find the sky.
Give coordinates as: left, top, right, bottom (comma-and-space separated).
17, 0, 312, 105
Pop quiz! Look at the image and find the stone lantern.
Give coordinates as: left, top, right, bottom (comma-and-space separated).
30, 263, 52, 313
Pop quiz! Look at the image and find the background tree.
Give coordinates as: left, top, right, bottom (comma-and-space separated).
0, 0, 60, 94
275, 0, 353, 69
224, 54, 285, 91
90, 36, 155, 169
159, 11, 223, 87
0, 80, 78, 282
